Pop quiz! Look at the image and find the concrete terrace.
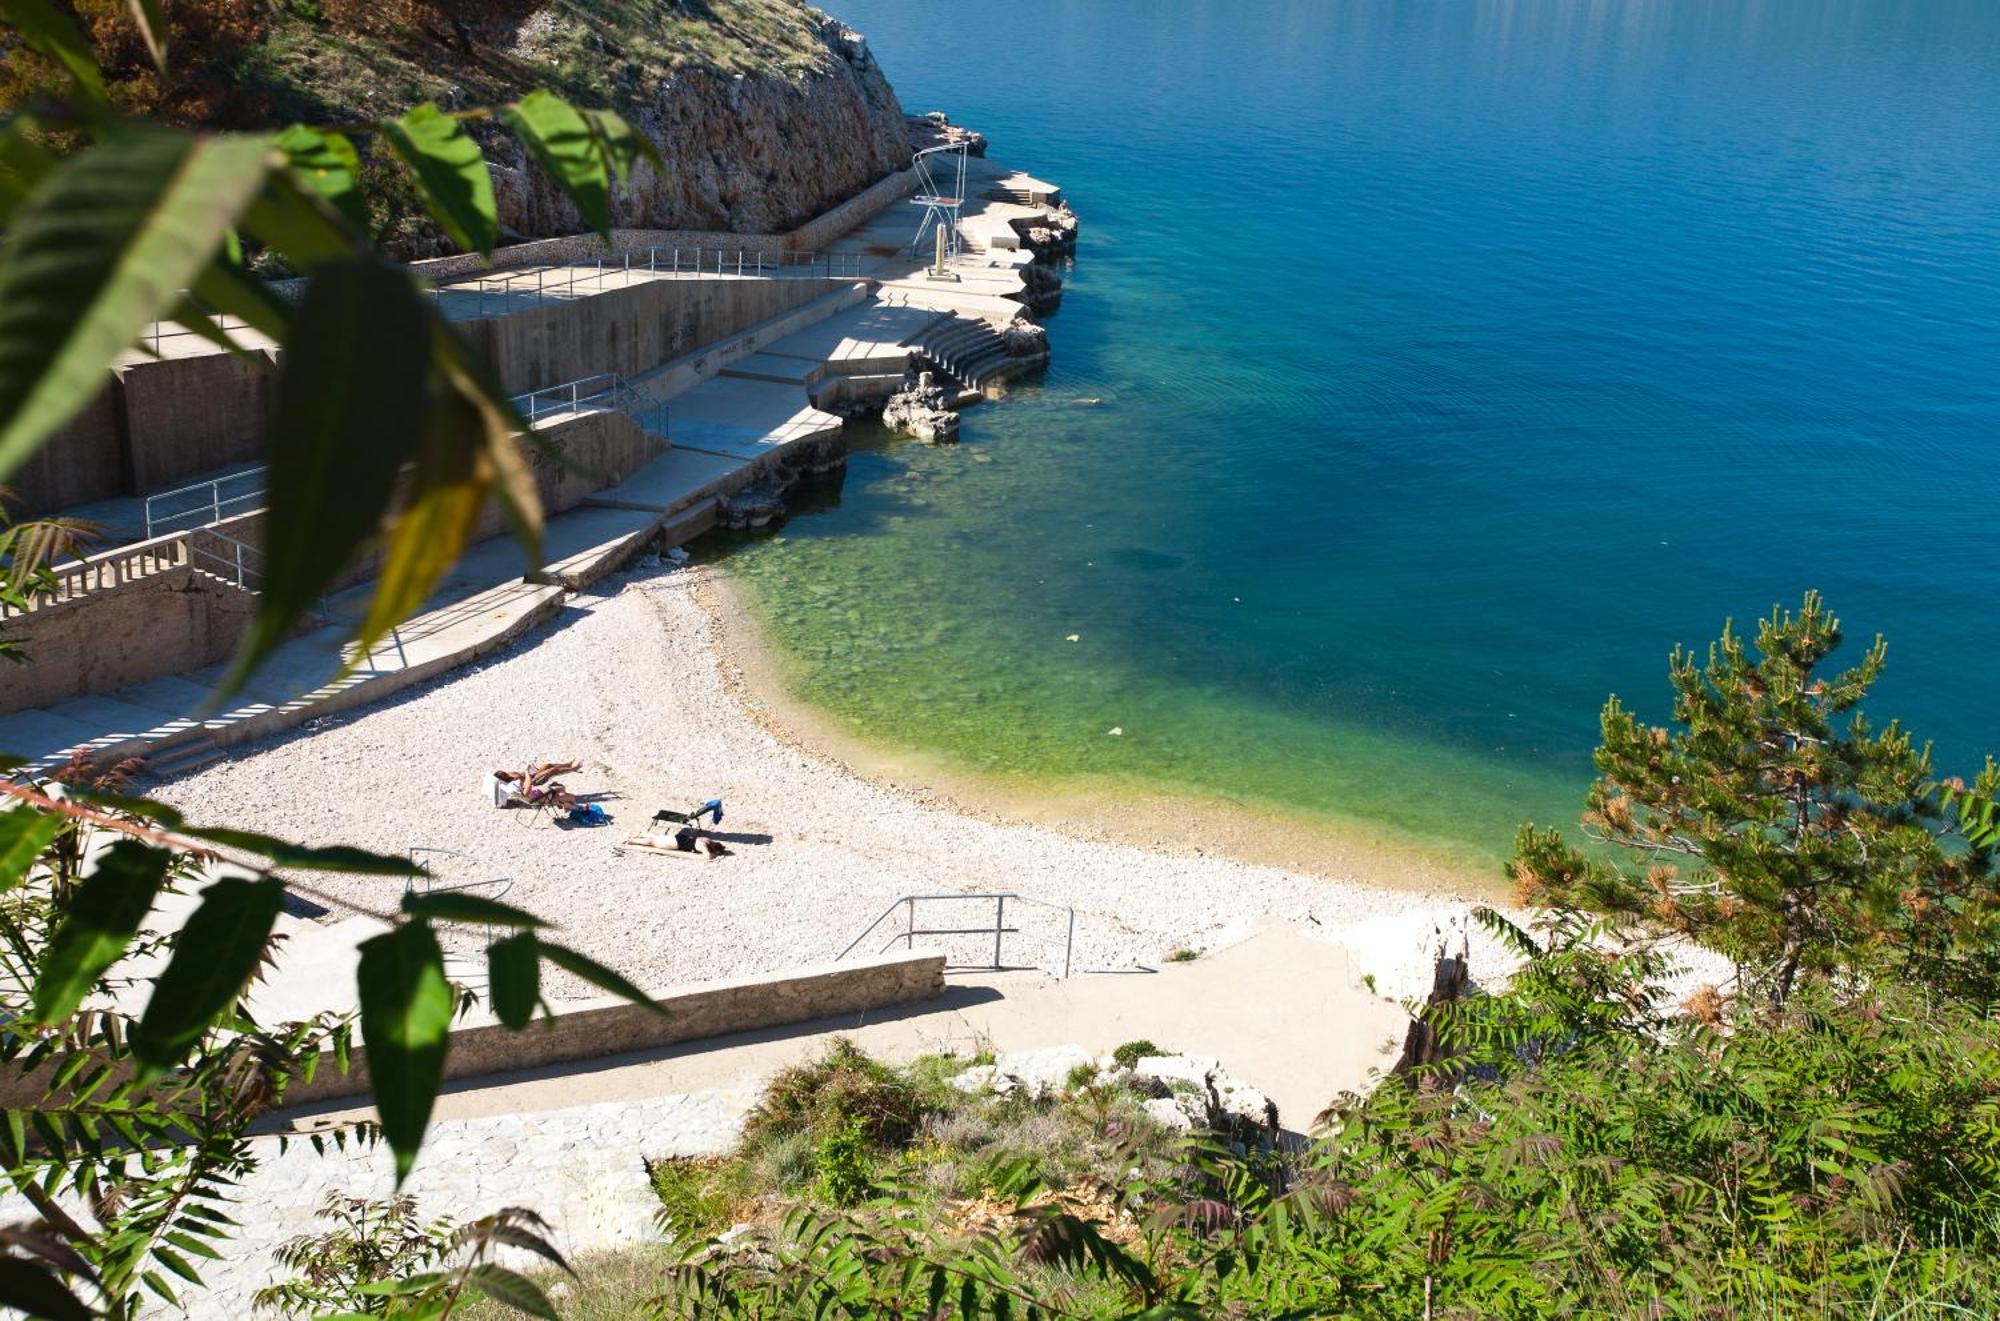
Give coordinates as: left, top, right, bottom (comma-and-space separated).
0, 151, 1065, 777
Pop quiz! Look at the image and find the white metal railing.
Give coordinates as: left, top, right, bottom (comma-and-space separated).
186, 527, 265, 592
144, 467, 268, 539
838, 893, 1076, 978
429, 247, 866, 320
509, 372, 625, 424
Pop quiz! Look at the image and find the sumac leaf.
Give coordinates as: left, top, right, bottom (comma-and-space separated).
539, 942, 659, 1013
502, 91, 611, 237
400, 891, 546, 929
0, 808, 63, 893
130, 877, 285, 1076
226, 258, 430, 692
486, 932, 539, 1031
33, 840, 171, 1024
276, 125, 365, 229
357, 922, 454, 1183
466, 1263, 557, 1320
380, 104, 499, 255
0, 127, 272, 484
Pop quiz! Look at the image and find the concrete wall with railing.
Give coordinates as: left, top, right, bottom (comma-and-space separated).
458, 273, 852, 394
0, 516, 267, 717
405, 168, 919, 284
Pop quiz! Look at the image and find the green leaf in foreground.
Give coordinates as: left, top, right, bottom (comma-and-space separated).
33, 840, 172, 1024
486, 932, 540, 1031
226, 259, 430, 693
130, 877, 285, 1077
0, 808, 64, 892
502, 91, 612, 238
174, 824, 421, 876
0, 1254, 94, 1321
0, 127, 274, 485
357, 922, 454, 1183
400, 891, 547, 929
539, 941, 661, 1013
276, 125, 366, 229
0, 0, 108, 103
0, 122, 58, 226
351, 361, 513, 658
380, 104, 499, 255
466, 1263, 558, 1320
581, 107, 665, 187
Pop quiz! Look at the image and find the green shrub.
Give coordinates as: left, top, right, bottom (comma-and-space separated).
646, 1158, 732, 1240
1064, 1061, 1100, 1091
740, 1038, 928, 1150
1112, 1039, 1164, 1069
813, 1120, 874, 1208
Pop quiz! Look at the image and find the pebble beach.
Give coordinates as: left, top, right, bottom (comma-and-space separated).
153, 561, 1548, 1005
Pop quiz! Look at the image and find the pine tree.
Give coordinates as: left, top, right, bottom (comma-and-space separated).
1512, 591, 2000, 1007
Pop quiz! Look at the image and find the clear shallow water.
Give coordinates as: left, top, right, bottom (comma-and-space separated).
719, 0, 2000, 866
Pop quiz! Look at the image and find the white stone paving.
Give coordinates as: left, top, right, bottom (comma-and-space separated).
4, 1084, 761, 1319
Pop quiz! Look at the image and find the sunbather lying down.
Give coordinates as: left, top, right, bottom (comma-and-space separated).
494, 761, 581, 790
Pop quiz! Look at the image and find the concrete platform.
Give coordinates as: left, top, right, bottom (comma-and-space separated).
720, 352, 818, 386
758, 301, 945, 364
658, 376, 844, 459
530, 505, 668, 590
585, 448, 747, 515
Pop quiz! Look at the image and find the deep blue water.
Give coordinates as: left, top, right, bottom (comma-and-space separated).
724, 0, 2000, 865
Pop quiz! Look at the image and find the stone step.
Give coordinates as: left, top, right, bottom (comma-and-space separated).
144, 735, 225, 780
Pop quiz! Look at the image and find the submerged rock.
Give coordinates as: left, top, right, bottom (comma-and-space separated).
882, 369, 960, 444
719, 481, 790, 531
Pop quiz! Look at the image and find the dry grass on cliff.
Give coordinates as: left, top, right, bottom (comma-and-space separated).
0, 0, 835, 126
249, 0, 831, 121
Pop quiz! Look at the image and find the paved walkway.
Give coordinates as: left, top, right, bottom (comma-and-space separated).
138, 925, 1394, 1318
282, 925, 1403, 1137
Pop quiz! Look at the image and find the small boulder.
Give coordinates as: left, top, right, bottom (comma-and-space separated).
1002, 318, 1050, 359
883, 369, 960, 443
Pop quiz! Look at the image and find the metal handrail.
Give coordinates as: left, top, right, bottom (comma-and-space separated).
509, 372, 625, 424
186, 527, 265, 591
428, 247, 866, 320
406, 848, 514, 945
144, 467, 268, 538
838, 892, 1075, 978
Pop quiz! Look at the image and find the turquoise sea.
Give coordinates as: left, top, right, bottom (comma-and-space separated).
719, 0, 2000, 869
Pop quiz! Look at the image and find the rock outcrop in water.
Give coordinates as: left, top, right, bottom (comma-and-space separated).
883, 370, 961, 444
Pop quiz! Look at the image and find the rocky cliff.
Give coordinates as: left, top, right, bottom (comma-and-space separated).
484, 18, 908, 241
1, 1, 911, 249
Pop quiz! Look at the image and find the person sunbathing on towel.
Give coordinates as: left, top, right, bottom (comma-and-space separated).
492, 765, 581, 810
494, 760, 581, 789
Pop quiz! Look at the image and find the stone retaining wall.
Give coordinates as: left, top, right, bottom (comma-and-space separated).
284, 951, 946, 1107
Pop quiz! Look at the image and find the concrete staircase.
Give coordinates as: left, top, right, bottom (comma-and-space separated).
915, 315, 1011, 389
